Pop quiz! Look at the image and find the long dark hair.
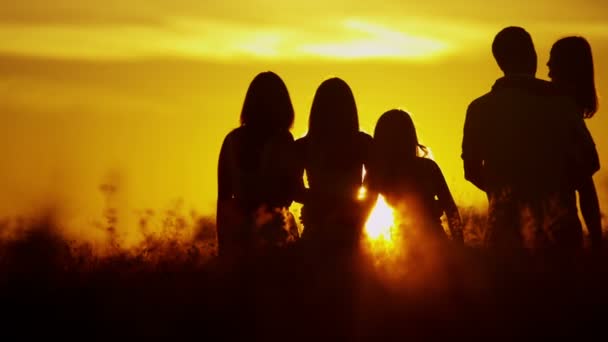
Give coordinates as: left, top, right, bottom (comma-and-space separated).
240, 71, 294, 131
549, 36, 598, 118
307, 77, 359, 141
373, 109, 428, 161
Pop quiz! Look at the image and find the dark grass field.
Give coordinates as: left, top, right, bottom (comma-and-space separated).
1, 211, 607, 340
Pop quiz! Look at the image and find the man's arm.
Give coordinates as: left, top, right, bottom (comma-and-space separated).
462, 102, 486, 191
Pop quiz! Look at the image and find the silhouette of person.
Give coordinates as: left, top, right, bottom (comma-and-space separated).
548, 36, 602, 251
462, 27, 596, 253
216, 71, 300, 260
294, 77, 373, 255
367, 109, 464, 243
291, 77, 372, 339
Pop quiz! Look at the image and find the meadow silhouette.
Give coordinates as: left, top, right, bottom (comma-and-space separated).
1, 180, 607, 339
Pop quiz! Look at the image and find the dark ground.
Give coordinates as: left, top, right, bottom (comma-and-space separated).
1, 218, 607, 340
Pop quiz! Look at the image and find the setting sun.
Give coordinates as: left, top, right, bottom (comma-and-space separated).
363, 194, 401, 264
365, 194, 395, 242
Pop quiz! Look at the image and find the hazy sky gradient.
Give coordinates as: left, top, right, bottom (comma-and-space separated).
1, 1, 607, 236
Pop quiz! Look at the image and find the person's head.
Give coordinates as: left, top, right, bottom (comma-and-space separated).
373, 109, 427, 160
548, 36, 598, 118
240, 71, 294, 131
492, 26, 537, 76
308, 77, 359, 139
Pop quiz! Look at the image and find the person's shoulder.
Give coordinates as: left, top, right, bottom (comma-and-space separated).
529, 78, 552, 88
467, 90, 494, 113
223, 127, 244, 143
295, 135, 308, 145
529, 78, 563, 96
355, 131, 373, 155
357, 131, 373, 139
506, 77, 561, 97
272, 130, 295, 142
357, 131, 373, 144
417, 157, 444, 174
416, 156, 439, 167
294, 135, 309, 151
538, 82, 579, 113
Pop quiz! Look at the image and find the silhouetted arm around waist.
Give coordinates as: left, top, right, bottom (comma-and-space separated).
433, 161, 464, 244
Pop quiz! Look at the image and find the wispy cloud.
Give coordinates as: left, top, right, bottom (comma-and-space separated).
0, 16, 470, 61
0, 1, 606, 61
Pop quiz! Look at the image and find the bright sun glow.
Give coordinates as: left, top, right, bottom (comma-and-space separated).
364, 194, 395, 243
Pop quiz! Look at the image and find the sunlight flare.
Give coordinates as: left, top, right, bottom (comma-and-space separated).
365, 194, 395, 242
362, 193, 403, 268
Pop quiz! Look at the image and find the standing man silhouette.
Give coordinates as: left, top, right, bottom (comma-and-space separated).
462, 27, 596, 253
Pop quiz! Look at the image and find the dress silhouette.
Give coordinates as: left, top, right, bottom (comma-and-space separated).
462, 27, 596, 252
295, 77, 373, 254
548, 36, 602, 252
367, 109, 463, 243
216, 71, 300, 260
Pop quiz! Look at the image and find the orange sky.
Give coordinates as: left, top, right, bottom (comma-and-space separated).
1, 0, 607, 232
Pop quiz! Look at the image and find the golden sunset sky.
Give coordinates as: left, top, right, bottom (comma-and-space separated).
1, 0, 607, 231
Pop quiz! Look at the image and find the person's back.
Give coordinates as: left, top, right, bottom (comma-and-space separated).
295, 78, 372, 252
296, 131, 372, 248
216, 71, 298, 259
296, 131, 371, 202
376, 157, 450, 235
370, 109, 463, 242
221, 126, 296, 210
465, 76, 575, 197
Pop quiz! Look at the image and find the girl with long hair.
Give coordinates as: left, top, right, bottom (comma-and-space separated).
217, 71, 299, 260
548, 36, 602, 250
367, 109, 463, 243
295, 77, 373, 254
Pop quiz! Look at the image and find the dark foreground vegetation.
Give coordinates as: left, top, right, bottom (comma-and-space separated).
1, 212, 607, 340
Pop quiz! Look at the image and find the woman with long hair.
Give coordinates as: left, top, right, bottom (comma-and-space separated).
548, 36, 602, 251
367, 109, 463, 243
216, 71, 300, 260
295, 77, 373, 254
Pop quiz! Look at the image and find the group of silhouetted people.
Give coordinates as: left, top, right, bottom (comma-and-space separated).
463, 27, 601, 257
217, 26, 602, 263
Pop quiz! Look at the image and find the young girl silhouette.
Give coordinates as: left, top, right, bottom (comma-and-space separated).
295, 77, 373, 254
548, 36, 602, 251
216, 71, 300, 260
367, 109, 463, 243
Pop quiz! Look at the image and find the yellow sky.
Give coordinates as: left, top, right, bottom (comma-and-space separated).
1, 0, 607, 231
